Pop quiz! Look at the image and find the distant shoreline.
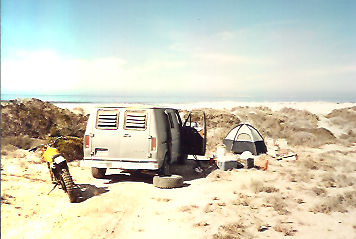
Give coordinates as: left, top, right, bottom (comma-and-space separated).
2, 95, 356, 116
51, 100, 356, 116
2, 96, 356, 117
1, 99, 95, 104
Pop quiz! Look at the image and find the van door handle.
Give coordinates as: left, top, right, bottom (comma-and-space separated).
123, 134, 131, 137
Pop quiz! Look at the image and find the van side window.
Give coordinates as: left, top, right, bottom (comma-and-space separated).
96, 110, 119, 130
124, 110, 147, 130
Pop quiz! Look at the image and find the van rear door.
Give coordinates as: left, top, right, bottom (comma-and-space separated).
90, 109, 121, 159
119, 110, 151, 160
181, 111, 206, 156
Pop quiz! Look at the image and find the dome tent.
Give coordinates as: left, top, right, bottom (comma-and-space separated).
223, 123, 267, 155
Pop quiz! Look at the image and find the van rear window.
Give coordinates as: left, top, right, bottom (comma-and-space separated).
96, 110, 119, 130
124, 110, 147, 130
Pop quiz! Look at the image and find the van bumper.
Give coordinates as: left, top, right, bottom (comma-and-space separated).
81, 159, 159, 170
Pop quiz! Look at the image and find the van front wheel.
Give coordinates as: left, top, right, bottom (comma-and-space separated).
91, 167, 107, 179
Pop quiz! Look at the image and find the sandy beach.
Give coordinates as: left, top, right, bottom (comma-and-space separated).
1, 99, 356, 239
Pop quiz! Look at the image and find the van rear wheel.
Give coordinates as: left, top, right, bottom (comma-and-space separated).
91, 167, 106, 179
178, 153, 188, 165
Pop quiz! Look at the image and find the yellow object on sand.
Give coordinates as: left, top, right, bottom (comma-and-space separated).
42, 147, 59, 163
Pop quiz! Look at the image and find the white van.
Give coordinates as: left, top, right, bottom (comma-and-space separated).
81, 106, 206, 178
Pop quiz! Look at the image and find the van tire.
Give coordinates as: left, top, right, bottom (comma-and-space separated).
153, 175, 184, 189
91, 167, 106, 179
178, 153, 188, 165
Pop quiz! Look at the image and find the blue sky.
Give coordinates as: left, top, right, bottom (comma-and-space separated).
1, 0, 356, 101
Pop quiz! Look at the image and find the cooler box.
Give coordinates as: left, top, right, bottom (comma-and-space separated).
217, 158, 237, 171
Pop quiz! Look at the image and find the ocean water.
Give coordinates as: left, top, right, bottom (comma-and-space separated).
1, 93, 263, 104
1, 93, 355, 104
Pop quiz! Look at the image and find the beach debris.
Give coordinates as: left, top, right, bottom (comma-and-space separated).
258, 225, 270, 232
209, 155, 217, 165
192, 155, 204, 173
272, 148, 298, 161
254, 154, 270, 170
194, 167, 204, 173
267, 139, 298, 161
275, 153, 298, 161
